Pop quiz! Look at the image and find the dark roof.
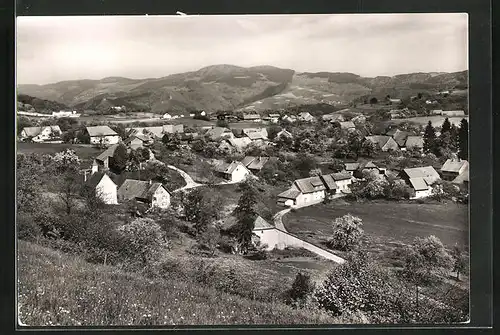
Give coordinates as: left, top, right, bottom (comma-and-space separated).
330, 172, 352, 181
409, 177, 429, 191
277, 188, 302, 199
405, 136, 424, 148
320, 174, 338, 190
117, 179, 168, 201
96, 144, 119, 162
86, 172, 114, 189
294, 176, 326, 194
344, 162, 360, 171
246, 156, 270, 170
86, 126, 118, 137
241, 156, 257, 167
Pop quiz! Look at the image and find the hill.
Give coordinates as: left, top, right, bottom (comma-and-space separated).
17, 65, 468, 114
17, 241, 338, 326
17, 94, 70, 114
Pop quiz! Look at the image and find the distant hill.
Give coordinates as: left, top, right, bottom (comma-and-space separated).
17, 94, 70, 114
17, 65, 468, 113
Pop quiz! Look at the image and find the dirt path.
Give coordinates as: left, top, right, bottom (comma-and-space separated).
167, 165, 204, 193
273, 208, 291, 231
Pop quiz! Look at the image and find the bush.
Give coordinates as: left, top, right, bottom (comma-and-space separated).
17, 212, 41, 241
287, 272, 315, 305
327, 214, 364, 251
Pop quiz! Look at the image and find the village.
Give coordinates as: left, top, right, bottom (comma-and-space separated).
15, 13, 472, 327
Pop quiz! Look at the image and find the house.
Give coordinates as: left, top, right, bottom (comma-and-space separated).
357, 161, 384, 176
19, 125, 62, 142
425, 100, 438, 105
431, 109, 444, 115
298, 112, 315, 122
242, 113, 262, 122
277, 176, 326, 207
440, 158, 469, 181
404, 136, 424, 151
224, 137, 252, 152
92, 144, 120, 173
401, 166, 441, 198
322, 113, 345, 122
241, 128, 268, 139
408, 177, 433, 199
205, 127, 234, 141
162, 113, 172, 119
213, 160, 251, 182
118, 179, 171, 209
86, 126, 121, 145
275, 129, 293, 140
282, 115, 297, 123
123, 134, 152, 150
84, 171, 118, 204
241, 156, 271, 173
351, 115, 366, 124
337, 121, 356, 130
365, 135, 399, 151
320, 172, 352, 196
343, 162, 360, 176
263, 114, 280, 123
386, 129, 409, 148
52, 110, 81, 118
163, 124, 184, 134
441, 110, 466, 117
388, 98, 402, 104
452, 164, 469, 188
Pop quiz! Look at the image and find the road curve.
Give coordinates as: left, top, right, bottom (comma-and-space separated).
273, 208, 291, 231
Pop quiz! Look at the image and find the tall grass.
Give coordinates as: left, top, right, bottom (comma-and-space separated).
18, 241, 340, 326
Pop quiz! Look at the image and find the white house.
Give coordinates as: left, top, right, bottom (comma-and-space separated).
277, 176, 326, 207
320, 172, 352, 196
162, 113, 172, 119
84, 171, 118, 204
440, 158, 469, 181
409, 177, 433, 199
213, 160, 250, 182
19, 125, 62, 142
118, 179, 171, 209
402, 166, 441, 199
86, 126, 121, 145
298, 112, 315, 122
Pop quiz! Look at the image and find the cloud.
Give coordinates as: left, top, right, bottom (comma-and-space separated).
16, 14, 468, 84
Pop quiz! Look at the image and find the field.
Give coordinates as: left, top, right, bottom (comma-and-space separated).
17, 241, 339, 326
17, 142, 102, 167
387, 116, 469, 127
283, 199, 468, 264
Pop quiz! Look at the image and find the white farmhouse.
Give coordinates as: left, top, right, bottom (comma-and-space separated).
86, 126, 121, 145
213, 160, 250, 182
19, 125, 62, 143
277, 176, 326, 207
118, 179, 171, 209
84, 171, 118, 204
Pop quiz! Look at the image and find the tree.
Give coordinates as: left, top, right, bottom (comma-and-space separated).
457, 118, 468, 160
291, 153, 317, 178
288, 272, 315, 305
76, 126, 90, 144
384, 178, 410, 200
267, 125, 282, 141
162, 132, 182, 151
327, 214, 364, 251
216, 119, 229, 127
17, 153, 44, 214
51, 149, 80, 174
401, 235, 453, 316
141, 160, 169, 183
58, 172, 82, 215
451, 244, 468, 281
423, 121, 437, 154
109, 143, 128, 173
197, 226, 221, 257
17, 116, 33, 134
440, 118, 452, 134
359, 139, 376, 157
110, 124, 128, 140
116, 218, 165, 265
234, 180, 259, 254
328, 159, 344, 173
182, 188, 223, 234
369, 97, 378, 105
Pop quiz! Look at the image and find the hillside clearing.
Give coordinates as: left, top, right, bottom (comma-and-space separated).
17, 241, 338, 326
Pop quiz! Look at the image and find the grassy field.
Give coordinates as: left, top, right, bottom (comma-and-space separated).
387, 116, 468, 127
283, 199, 468, 264
17, 241, 340, 326
17, 142, 102, 159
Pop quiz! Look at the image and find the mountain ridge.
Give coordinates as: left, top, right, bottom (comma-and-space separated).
18, 65, 468, 113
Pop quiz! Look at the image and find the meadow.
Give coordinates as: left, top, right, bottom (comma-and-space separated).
388, 116, 469, 126
283, 199, 468, 266
17, 241, 341, 326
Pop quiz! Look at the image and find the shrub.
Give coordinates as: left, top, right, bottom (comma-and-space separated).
116, 218, 166, 266
327, 214, 364, 251
287, 272, 315, 305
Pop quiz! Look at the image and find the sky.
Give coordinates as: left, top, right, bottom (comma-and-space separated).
16, 13, 468, 85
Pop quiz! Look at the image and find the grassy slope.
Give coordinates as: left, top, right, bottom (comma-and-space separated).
17, 241, 338, 326
284, 200, 468, 248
